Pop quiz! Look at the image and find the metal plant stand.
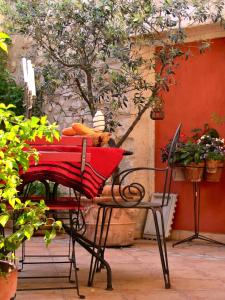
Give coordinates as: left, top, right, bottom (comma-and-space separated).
173, 182, 225, 247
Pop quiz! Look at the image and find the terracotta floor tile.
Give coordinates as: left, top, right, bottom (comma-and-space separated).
15, 236, 225, 300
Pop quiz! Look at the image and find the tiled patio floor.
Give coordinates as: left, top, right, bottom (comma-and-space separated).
16, 234, 225, 300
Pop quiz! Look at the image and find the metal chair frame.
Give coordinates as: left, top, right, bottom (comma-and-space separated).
88, 124, 182, 289
17, 138, 89, 299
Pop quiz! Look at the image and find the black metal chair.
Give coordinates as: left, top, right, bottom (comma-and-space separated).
17, 138, 89, 299
88, 123, 181, 289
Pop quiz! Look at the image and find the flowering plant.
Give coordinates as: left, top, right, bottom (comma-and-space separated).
161, 133, 188, 163
161, 124, 224, 165
161, 132, 205, 165
197, 135, 225, 161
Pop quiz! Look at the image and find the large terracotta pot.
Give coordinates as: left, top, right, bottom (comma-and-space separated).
84, 185, 137, 246
206, 160, 224, 182
0, 260, 17, 300
184, 162, 205, 182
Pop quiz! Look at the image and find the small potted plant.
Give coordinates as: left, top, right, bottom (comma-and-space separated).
173, 142, 205, 182
150, 97, 165, 120
162, 138, 205, 182
198, 135, 225, 182
0, 104, 61, 300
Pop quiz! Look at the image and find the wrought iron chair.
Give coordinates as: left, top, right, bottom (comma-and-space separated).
88, 123, 181, 289
17, 138, 89, 299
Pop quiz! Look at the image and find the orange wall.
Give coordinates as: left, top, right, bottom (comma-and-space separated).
155, 37, 225, 233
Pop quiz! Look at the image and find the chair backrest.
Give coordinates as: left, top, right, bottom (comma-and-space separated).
161, 123, 182, 206
111, 123, 182, 208
166, 123, 182, 168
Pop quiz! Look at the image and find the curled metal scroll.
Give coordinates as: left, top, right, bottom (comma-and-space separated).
111, 167, 168, 208
70, 210, 86, 235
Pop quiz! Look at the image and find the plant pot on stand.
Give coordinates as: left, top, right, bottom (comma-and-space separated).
205, 160, 224, 182
84, 185, 137, 246
172, 165, 186, 181
184, 162, 205, 182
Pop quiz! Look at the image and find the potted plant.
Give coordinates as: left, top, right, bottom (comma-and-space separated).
150, 97, 165, 120
173, 142, 205, 182
161, 125, 225, 183
198, 134, 225, 182
0, 103, 61, 300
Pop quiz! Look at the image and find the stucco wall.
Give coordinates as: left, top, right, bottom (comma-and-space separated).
155, 37, 225, 234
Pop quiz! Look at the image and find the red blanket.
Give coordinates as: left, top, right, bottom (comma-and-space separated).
20, 145, 124, 199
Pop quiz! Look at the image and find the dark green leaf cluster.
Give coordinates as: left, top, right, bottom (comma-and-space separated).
0, 52, 24, 115
173, 142, 205, 165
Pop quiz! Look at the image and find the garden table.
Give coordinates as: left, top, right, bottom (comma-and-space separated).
21, 136, 125, 199
18, 136, 126, 298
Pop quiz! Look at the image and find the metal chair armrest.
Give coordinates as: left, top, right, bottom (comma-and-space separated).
111, 166, 169, 208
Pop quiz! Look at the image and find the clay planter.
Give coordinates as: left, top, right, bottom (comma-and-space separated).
205, 161, 224, 182
0, 260, 17, 300
184, 162, 205, 182
84, 185, 137, 246
150, 110, 165, 120
206, 160, 220, 174
172, 166, 186, 181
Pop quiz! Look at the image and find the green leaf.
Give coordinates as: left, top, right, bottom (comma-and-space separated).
0, 32, 10, 39
31, 116, 40, 127
53, 130, 60, 141
0, 213, 10, 227
0, 41, 8, 53
44, 228, 57, 246
24, 225, 34, 240
9, 197, 16, 208
40, 116, 47, 125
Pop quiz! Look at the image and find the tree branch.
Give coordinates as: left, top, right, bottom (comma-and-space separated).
75, 77, 92, 112
86, 71, 95, 116
115, 99, 152, 148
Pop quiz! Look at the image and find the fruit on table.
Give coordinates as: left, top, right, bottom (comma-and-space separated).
72, 123, 96, 135
62, 127, 76, 136
62, 123, 111, 146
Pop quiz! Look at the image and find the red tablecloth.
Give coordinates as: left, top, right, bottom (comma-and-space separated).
20, 145, 124, 199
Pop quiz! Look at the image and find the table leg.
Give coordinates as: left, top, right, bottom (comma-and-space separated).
63, 222, 113, 291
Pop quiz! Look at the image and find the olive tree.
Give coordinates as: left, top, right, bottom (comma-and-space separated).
2, 0, 225, 146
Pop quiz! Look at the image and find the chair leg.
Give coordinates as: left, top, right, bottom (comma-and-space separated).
67, 218, 84, 298
94, 207, 112, 273
69, 239, 85, 299
152, 208, 171, 289
87, 206, 102, 286
88, 206, 113, 287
